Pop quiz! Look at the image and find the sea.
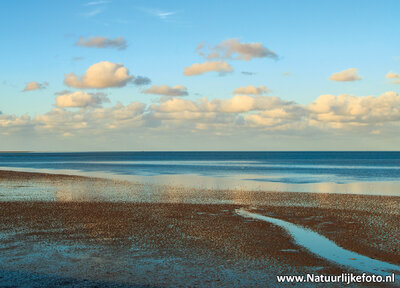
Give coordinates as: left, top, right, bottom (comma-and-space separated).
1, 151, 400, 196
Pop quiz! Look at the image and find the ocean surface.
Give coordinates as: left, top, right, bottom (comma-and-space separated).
1, 151, 400, 196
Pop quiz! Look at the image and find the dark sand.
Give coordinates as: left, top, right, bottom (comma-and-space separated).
0, 170, 399, 287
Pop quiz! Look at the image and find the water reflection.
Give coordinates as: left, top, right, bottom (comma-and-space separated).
1, 167, 400, 204
237, 208, 400, 279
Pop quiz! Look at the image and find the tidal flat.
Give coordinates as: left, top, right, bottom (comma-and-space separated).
0, 170, 399, 287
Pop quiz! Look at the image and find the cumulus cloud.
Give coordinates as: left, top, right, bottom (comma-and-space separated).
185, 39, 276, 77
217, 95, 297, 114
88, 102, 147, 131
23, 81, 48, 92
148, 95, 304, 132
0, 112, 33, 139
64, 61, 133, 89
34, 102, 146, 134
56, 91, 109, 108
4, 88, 400, 142
151, 95, 297, 115
199, 39, 278, 61
233, 85, 269, 95
184, 61, 233, 76
386, 71, 400, 79
75, 36, 127, 50
244, 105, 306, 129
144, 85, 188, 96
386, 71, 400, 84
329, 68, 362, 82
0, 114, 31, 129
308, 92, 400, 126
151, 97, 199, 113
217, 95, 258, 113
149, 91, 400, 131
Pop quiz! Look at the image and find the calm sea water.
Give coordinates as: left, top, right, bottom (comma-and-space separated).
1, 151, 400, 195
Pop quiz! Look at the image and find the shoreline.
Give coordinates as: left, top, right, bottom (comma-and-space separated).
1, 168, 400, 200
0, 169, 104, 181
2, 165, 400, 197
0, 169, 399, 287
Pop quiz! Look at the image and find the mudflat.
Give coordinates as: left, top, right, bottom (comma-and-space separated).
0, 170, 399, 287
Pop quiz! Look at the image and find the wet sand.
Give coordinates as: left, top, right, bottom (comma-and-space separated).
0, 170, 399, 287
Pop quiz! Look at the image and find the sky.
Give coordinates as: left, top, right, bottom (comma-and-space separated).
0, 0, 399, 151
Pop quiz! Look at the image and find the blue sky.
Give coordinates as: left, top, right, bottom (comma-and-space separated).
0, 0, 399, 150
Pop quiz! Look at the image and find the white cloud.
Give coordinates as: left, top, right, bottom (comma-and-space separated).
154, 10, 176, 19
64, 61, 133, 89
0, 114, 31, 128
56, 91, 109, 108
35, 102, 146, 133
85, 1, 109, 6
23, 81, 48, 92
150, 95, 297, 116
82, 8, 103, 17
329, 68, 362, 82
308, 92, 400, 126
233, 85, 269, 95
386, 71, 400, 84
3, 90, 400, 143
147, 95, 304, 133
81, 0, 108, 17
151, 97, 200, 113
199, 38, 278, 61
144, 85, 188, 96
244, 105, 307, 130
149, 92, 400, 131
184, 61, 233, 76
143, 8, 177, 20
75, 36, 127, 50
218, 95, 256, 113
